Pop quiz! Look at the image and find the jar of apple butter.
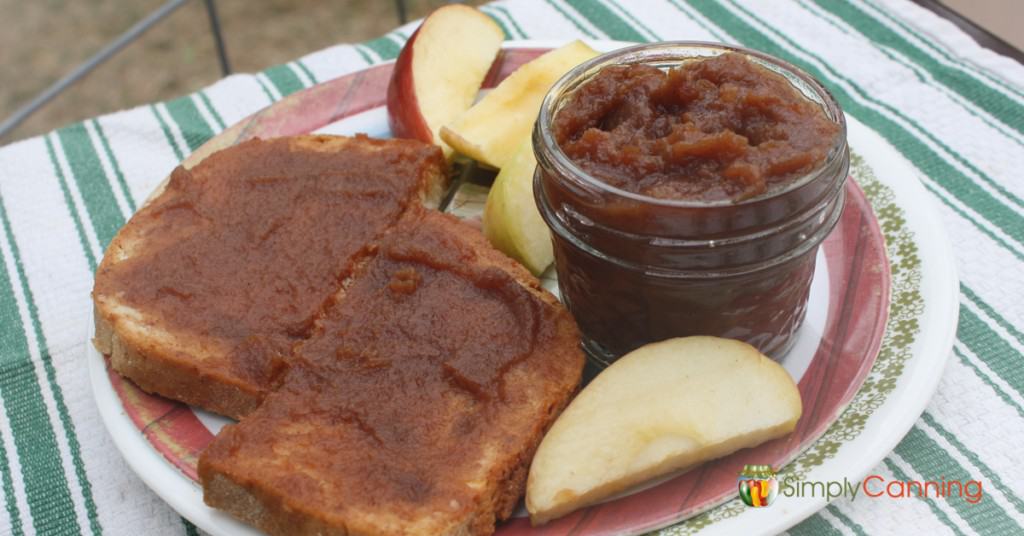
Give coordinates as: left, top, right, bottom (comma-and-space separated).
533, 42, 848, 366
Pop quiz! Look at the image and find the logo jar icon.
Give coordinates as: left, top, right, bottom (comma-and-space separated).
738, 464, 778, 507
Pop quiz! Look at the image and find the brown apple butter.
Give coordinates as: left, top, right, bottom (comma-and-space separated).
94, 135, 447, 401
552, 53, 839, 202
533, 43, 849, 365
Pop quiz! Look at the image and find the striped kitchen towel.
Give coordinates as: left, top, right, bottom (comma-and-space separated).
0, 0, 1022, 534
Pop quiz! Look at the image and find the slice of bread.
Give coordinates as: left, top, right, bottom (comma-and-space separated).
199, 208, 584, 536
93, 135, 448, 418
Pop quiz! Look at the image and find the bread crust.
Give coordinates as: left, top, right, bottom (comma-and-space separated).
200, 392, 573, 536
94, 303, 263, 419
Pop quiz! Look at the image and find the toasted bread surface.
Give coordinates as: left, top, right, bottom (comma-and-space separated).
199, 209, 584, 535
93, 135, 447, 418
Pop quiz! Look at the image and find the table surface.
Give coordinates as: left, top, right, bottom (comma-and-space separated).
932, 0, 1024, 58
0, 1, 1022, 535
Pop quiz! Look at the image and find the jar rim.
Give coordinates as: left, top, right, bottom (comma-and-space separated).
534, 41, 849, 209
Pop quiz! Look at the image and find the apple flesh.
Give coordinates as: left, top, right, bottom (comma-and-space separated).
483, 137, 552, 275
526, 336, 803, 525
441, 40, 598, 168
387, 5, 503, 155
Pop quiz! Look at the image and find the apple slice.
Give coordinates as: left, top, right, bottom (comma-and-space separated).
483, 137, 552, 275
387, 5, 503, 155
441, 40, 598, 168
526, 336, 802, 525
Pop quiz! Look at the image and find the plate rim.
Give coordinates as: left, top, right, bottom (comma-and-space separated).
86, 39, 958, 536
667, 115, 959, 536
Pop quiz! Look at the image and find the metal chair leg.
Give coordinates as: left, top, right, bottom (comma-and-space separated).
396, 0, 408, 24
203, 0, 231, 76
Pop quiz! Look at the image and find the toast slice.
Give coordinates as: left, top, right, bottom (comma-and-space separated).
93, 135, 448, 418
199, 209, 584, 536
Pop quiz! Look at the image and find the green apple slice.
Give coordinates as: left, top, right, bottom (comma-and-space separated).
483, 137, 552, 275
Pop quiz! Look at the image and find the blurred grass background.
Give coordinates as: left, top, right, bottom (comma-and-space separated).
0, 0, 480, 143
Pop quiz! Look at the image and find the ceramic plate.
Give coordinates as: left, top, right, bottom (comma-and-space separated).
87, 41, 958, 536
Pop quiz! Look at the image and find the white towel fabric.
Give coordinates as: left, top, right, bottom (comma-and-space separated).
0, 1, 1022, 534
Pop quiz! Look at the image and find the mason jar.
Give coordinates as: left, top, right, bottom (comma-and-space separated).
533, 42, 849, 367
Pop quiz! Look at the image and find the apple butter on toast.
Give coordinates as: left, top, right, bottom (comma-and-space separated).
199, 209, 584, 536
93, 135, 448, 418
94, 133, 584, 535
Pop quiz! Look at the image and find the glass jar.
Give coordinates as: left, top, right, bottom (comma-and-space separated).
533, 42, 849, 366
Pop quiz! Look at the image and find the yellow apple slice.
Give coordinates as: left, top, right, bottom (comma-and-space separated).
526, 336, 802, 525
483, 137, 552, 275
387, 5, 504, 155
440, 40, 599, 168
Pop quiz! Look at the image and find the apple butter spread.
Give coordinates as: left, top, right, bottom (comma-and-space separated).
93, 135, 446, 410
198, 210, 584, 534
534, 44, 849, 363
552, 53, 839, 202
298, 210, 561, 403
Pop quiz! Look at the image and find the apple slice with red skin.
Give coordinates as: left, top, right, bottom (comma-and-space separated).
387, 5, 504, 156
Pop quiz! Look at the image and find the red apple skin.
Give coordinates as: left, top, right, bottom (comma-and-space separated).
387, 26, 434, 144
